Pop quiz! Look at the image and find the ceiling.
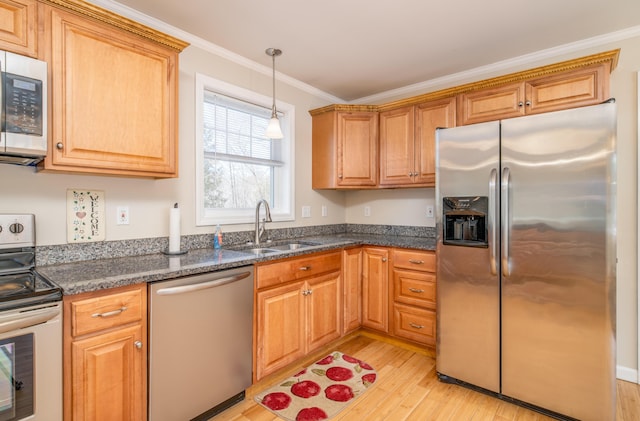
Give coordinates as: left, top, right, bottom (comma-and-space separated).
96, 0, 640, 102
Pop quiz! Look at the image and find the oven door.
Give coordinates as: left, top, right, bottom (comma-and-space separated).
0, 303, 61, 421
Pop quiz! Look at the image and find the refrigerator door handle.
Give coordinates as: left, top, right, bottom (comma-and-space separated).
489, 168, 498, 275
501, 167, 511, 277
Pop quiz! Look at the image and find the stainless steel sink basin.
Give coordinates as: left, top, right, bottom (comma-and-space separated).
245, 247, 279, 255
269, 241, 320, 251
228, 240, 321, 256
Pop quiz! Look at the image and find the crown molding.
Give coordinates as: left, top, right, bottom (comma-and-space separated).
356, 25, 640, 104
88, 1, 640, 105
87, 0, 344, 104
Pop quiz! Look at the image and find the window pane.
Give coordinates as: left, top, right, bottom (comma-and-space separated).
204, 158, 272, 209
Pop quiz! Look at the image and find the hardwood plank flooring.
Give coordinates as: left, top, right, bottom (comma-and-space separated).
211, 334, 640, 421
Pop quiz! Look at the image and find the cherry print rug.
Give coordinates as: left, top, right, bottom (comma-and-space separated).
255, 351, 377, 421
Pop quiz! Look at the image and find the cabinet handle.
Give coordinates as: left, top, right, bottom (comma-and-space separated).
409, 322, 424, 329
338, 174, 343, 179
56, 142, 64, 150
382, 258, 387, 262
525, 100, 531, 106
299, 266, 311, 271
302, 289, 313, 296
134, 341, 142, 349
408, 259, 424, 265
408, 288, 425, 294
518, 101, 524, 107
92, 306, 127, 318
307, 289, 313, 295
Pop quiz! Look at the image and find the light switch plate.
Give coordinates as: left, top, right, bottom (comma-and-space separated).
302, 206, 311, 218
117, 206, 130, 225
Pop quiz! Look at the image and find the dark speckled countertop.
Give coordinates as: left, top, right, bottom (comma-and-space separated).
37, 233, 435, 295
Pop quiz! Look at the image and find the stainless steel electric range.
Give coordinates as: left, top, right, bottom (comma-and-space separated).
0, 214, 62, 421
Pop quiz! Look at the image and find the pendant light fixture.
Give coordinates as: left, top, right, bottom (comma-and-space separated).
265, 48, 283, 139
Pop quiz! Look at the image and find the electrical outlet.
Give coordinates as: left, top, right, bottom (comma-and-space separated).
427, 206, 434, 218
321, 205, 328, 217
302, 206, 311, 218
364, 206, 371, 217
117, 206, 129, 225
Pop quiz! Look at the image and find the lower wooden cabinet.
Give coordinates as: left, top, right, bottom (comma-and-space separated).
254, 251, 342, 381
342, 247, 362, 334
391, 248, 437, 346
361, 247, 389, 332
63, 283, 147, 421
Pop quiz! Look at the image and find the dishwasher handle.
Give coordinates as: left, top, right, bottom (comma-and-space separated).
155, 271, 251, 296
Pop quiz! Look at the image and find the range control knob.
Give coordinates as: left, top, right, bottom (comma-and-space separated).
9, 223, 24, 234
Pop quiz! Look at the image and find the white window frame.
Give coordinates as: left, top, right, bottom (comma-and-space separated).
195, 72, 295, 226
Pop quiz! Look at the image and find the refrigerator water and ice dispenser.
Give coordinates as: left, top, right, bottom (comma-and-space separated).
442, 196, 488, 247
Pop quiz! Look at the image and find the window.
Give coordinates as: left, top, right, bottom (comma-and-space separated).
195, 73, 295, 225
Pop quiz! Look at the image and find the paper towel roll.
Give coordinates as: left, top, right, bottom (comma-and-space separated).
169, 203, 180, 253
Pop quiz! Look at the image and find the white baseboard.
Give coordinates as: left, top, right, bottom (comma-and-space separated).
617, 365, 639, 383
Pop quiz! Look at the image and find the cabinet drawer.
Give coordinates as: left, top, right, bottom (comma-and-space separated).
393, 269, 436, 309
392, 249, 435, 272
256, 251, 341, 290
71, 288, 144, 337
393, 303, 436, 346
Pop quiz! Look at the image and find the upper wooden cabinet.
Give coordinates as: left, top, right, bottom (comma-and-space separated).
0, 0, 37, 56
310, 50, 618, 190
457, 63, 611, 125
37, 0, 188, 178
379, 97, 456, 187
311, 108, 378, 189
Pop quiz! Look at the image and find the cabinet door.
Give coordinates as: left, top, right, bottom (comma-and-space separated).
362, 247, 389, 332
255, 282, 306, 380
42, 6, 178, 177
337, 112, 378, 187
342, 248, 362, 334
70, 325, 144, 421
457, 82, 525, 125
526, 63, 608, 115
379, 106, 414, 186
415, 97, 456, 186
306, 271, 342, 351
0, 0, 36, 56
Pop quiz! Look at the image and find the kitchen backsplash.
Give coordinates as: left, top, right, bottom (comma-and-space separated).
36, 224, 435, 266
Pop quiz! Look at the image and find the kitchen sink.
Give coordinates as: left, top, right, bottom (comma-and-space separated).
269, 241, 320, 251
229, 240, 321, 256
244, 247, 279, 255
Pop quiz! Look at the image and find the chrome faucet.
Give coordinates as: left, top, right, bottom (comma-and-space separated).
254, 199, 272, 246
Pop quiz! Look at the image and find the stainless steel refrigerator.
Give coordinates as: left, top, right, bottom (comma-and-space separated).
435, 101, 617, 421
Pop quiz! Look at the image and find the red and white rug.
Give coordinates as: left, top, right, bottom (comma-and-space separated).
255, 351, 377, 421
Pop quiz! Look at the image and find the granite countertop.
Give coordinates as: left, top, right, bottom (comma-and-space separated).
37, 233, 435, 295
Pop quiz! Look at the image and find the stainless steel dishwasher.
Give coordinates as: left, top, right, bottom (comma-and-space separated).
148, 266, 254, 421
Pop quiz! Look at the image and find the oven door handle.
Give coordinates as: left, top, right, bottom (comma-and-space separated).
0, 306, 60, 334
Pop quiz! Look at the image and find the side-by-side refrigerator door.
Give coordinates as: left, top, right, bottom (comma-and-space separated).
435, 121, 500, 393
500, 102, 616, 421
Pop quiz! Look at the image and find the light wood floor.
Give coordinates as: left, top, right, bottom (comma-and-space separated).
212, 334, 640, 421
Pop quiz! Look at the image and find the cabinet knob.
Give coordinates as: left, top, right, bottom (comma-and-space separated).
56, 142, 64, 150
382, 257, 387, 262
299, 266, 311, 271
338, 174, 343, 179
518, 101, 524, 107
134, 341, 143, 349
525, 100, 531, 106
